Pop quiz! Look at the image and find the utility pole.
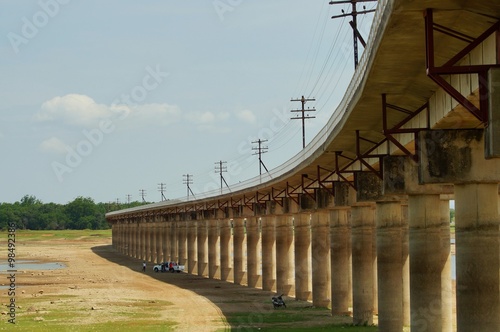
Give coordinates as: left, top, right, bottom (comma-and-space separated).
126, 194, 132, 206
252, 139, 269, 175
329, 0, 377, 69
183, 174, 195, 201
158, 183, 167, 201
139, 189, 146, 203
290, 95, 316, 148
214, 161, 231, 194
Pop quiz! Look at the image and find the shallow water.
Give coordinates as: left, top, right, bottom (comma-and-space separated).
0, 260, 65, 273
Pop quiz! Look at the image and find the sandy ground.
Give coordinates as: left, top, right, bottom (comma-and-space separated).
1, 236, 342, 331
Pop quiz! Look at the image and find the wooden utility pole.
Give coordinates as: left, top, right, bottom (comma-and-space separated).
291, 95, 316, 148
182, 174, 195, 201
139, 189, 146, 203
252, 139, 269, 175
215, 161, 230, 194
158, 183, 167, 201
329, 0, 377, 68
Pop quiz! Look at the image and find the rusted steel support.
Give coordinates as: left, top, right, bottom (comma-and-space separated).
355, 130, 384, 179
271, 187, 285, 206
424, 8, 500, 124
317, 165, 336, 196
335, 151, 356, 188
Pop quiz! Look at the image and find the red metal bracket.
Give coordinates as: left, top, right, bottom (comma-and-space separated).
424, 8, 500, 124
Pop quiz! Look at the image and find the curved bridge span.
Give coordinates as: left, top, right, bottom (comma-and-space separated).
107, 1, 500, 330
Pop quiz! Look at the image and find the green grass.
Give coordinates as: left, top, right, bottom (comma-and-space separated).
0, 229, 111, 241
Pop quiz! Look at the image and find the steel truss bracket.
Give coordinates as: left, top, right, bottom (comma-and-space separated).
335, 151, 357, 189
424, 8, 500, 124
243, 195, 255, 211
301, 174, 317, 201
355, 130, 385, 179
271, 187, 285, 206
217, 199, 228, 213
286, 182, 301, 204
382, 94, 429, 162
317, 165, 336, 196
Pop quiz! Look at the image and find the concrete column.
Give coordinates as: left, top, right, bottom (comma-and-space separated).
233, 218, 246, 285
128, 222, 133, 257
330, 207, 351, 315
261, 215, 276, 292
150, 222, 156, 263
455, 183, 500, 331
170, 221, 177, 262
408, 194, 451, 332
178, 219, 188, 266
401, 203, 410, 328
376, 201, 403, 332
294, 213, 312, 301
276, 215, 294, 296
145, 222, 151, 262
187, 219, 198, 274
197, 219, 208, 277
141, 221, 146, 261
351, 203, 375, 326
311, 210, 330, 307
246, 217, 262, 288
155, 221, 162, 263
220, 219, 232, 281
208, 219, 220, 279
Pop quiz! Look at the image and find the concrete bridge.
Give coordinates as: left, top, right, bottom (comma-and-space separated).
106, 0, 500, 330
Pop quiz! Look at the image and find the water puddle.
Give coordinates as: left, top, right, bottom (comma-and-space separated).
0, 260, 65, 273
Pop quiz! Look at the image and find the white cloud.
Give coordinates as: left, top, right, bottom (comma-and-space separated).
36, 94, 123, 127
39, 137, 70, 154
35, 94, 182, 128
236, 109, 256, 124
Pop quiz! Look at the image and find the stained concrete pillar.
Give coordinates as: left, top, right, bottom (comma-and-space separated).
170, 221, 177, 262
376, 200, 403, 331
208, 219, 220, 279
155, 221, 162, 263
261, 215, 276, 292
455, 183, 499, 331
233, 217, 246, 285
276, 214, 294, 296
418, 129, 500, 331
246, 217, 262, 288
330, 207, 351, 315
408, 194, 451, 332
163, 219, 169, 262
220, 218, 233, 282
351, 203, 376, 326
177, 218, 187, 266
294, 213, 312, 301
197, 219, 208, 277
311, 210, 331, 307
187, 218, 198, 274
401, 203, 410, 328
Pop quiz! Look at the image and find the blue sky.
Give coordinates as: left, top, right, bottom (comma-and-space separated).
0, 0, 376, 204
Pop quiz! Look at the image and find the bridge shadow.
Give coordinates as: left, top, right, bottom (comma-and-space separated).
90, 244, 333, 330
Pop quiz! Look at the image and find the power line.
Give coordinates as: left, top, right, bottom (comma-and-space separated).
290, 95, 316, 149
251, 139, 269, 176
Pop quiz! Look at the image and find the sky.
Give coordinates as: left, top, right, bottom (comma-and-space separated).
0, 0, 377, 204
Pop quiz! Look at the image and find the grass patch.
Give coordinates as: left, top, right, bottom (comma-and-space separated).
0, 229, 111, 242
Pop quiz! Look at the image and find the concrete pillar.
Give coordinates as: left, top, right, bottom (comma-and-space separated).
276, 215, 294, 296
170, 221, 177, 262
155, 221, 162, 263
187, 219, 198, 274
177, 219, 187, 266
311, 210, 330, 307
246, 217, 262, 288
197, 219, 208, 277
220, 218, 232, 282
233, 217, 246, 285
162, 220, 169, 262
455, 183, 500, 331
330, 207, 351, 315
208, 219, 220, 279
408, 194, 451, 332
141, 221, 146, 261
261, 215, 276, 292
376, 200, 403, 331
294, 213, 312, 301
146, 222, 152, 262
351, 203, 375, 326
401, 203, 410, 328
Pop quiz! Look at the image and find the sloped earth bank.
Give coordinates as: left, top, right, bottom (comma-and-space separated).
1, 236, 361, 331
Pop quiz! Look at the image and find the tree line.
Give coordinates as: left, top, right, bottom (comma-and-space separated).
0, 195, 149, 231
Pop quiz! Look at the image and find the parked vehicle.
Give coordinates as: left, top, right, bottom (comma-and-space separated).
153, 261, 185, 273
271, 294, 286, 309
